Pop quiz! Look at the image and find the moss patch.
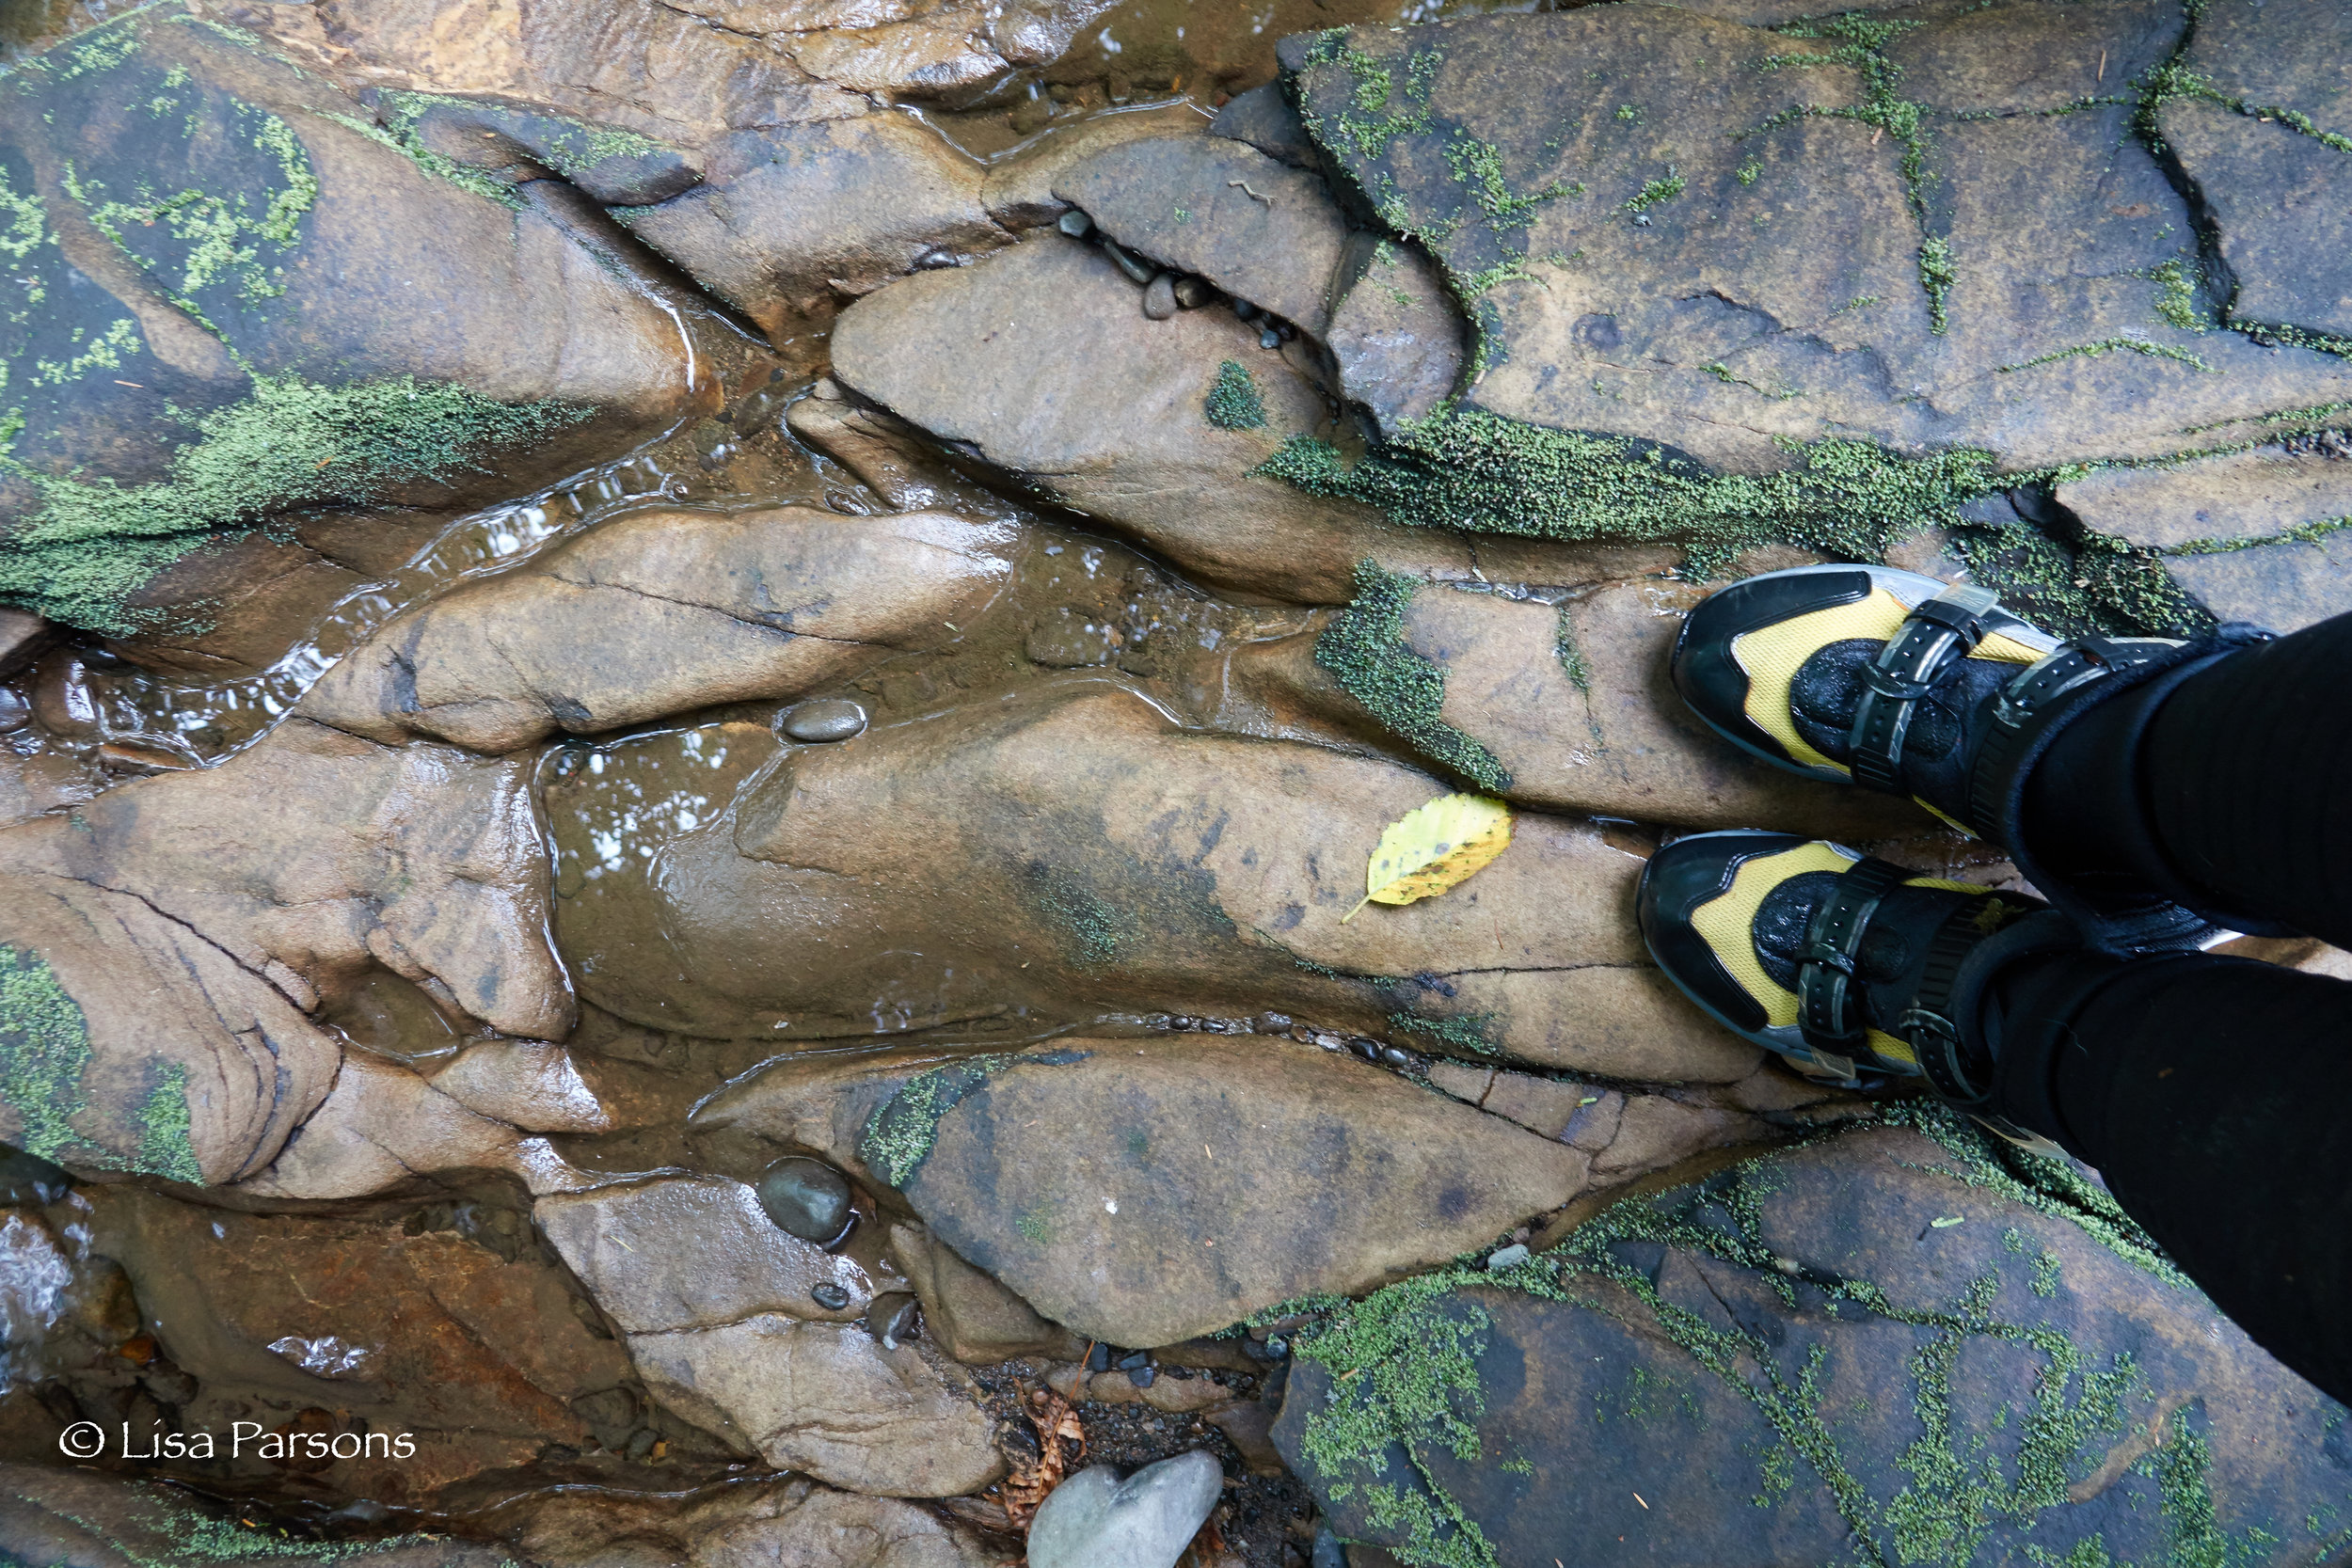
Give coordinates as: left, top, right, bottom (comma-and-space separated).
1262, 407, 2009, 578
1284, 1103, 2207, 1568
1389, 1011, 1500, 1059
1314, 559, 1511, 793
1205, 357, 1268, 430
860, 1049, 1090, 1190
0, 943, 93, 1167
0, 371, 588, 633
0, 944, 200, 1181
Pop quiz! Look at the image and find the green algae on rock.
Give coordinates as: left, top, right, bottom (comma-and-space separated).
1272, 1103, 2344, 1568
0, 372, 586, 633
861, 1050, 1092, 1190
1314, 558, 1510, 794
0, 942, 200, 1182
1205, 357, 1268, 430
0, 6, 694, 635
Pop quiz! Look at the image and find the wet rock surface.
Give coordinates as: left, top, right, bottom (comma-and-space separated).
1275, 1113, 2352, 1568
0, 0, 2346, 1563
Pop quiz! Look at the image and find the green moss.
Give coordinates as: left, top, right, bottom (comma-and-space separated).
859, 1049, 1089, 1189
0, 944, 93, 1167
1999, 337, 2215, 374
1390, 1011, 1500, 1059
1030, 871, 1132, 964
1552, 602, 1591, 695
1623, 172, 1686, 214
1295, 33, 1445, 163
2149, 259, 2208, 332
1261, 404, 2010, 578
1205, 358, 1268, 430
35, 1481, 446, 1566
2168, 513, 2352, 556
135, 1061, 200, 1183
1312, 560, 1511, 793
0, 371, 587, 633
2141, 1404, 2280, 1568
1756, 13, 1950, 332
1736, 157, 1763, 186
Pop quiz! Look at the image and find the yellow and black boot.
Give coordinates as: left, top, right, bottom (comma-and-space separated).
1635, 831, 2075, 1126
1670, 564, 2274, 953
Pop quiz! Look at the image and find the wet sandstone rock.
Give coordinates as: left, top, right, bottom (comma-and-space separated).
1053, 135, 1353, 335
617, 115, 1010, 341
536, 1175, 1003, 1497
982, 103, 1210, 230
299, 504, 1019, 753
1283, 1, 2352, 477
857, 1036, 1593, 1346
0, 9, 702, 635
508, 1471, 1005, 1567
831, 236, 1477, 604
1276, 1113, 2352, 1568
560, 682, 1756, 1082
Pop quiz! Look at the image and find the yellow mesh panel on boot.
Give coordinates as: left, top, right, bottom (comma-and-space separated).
1686, 841, 1989, 1069
1730, 587, 2046, 774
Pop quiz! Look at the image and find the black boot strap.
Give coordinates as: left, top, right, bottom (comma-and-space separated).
1902, 900, 2007, 1108
1797, 855, 1908, 1053
1848, 583, 2001, 794
1964, 636, 2183, 836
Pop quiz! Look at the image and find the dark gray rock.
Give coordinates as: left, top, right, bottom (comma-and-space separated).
1026, 1449, 1223, 1568
858, 1035, 1592, 1346
1276, 1113, 2349, 1568
2167, 535, 2352, 633
2155, 100, 2352, 341
1327, 241, 1467, 436
779, 698, 871, 743
1053, 135, 1350, 334
2180, 0, 2352, 145
755, 1155, 856, 1246
0, 10, 697, 634
398, 96, 703, 205
1281, 2, 2352, 475
2058, 446, 2352, 551
1210, 82, 1324, 171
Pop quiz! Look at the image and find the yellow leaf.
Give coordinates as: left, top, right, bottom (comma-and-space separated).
1342, 793, 1514, 923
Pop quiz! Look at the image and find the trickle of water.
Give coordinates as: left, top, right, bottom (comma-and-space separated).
94, 453, 684, 762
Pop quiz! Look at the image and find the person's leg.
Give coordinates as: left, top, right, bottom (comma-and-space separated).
2023, 610, 2352, 947
1994, 949, 2352, 1403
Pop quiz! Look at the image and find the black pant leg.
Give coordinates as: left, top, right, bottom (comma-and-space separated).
1997, 949, 2352, 1403
2024, 610, 2352, 946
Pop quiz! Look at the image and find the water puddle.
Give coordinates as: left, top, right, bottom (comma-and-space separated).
85, 455, 687, 763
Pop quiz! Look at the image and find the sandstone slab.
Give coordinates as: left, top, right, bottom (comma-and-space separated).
537, 1176, 873, 1334
1284, 3, 2352, 476
2166, 535, 2352, 633
1327, 242, 1468, 437
299, 504, 1020, 753
619, 115, 1009, 341
2156, 100, 2352, 343
1055, 135, 1350, 333
629, 1314, 1003, 1496
860, 1036, 1594, 1345
2058, 444, 2352, 551
982, 104, 1208, 230
509, 1472, 1002, 1568
831, 237, 1474, 603
563, 682, 1756, 1082
1278, 1114, 2352, 1568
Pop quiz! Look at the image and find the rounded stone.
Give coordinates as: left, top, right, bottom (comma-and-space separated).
1027, 1449, 1223, 1568
1057, 209, 1094, 238
1172, 276, 1213, 309
1142, 274, 1178, 321
866, 1291, 920, 1350
755, 1156, 855, 1246
778, 699, 869, 744
810, 1281, 851, 1311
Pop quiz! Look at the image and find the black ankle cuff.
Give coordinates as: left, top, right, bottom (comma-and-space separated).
1984, 948, 2198, 1157
1970, 625, 2285, 951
